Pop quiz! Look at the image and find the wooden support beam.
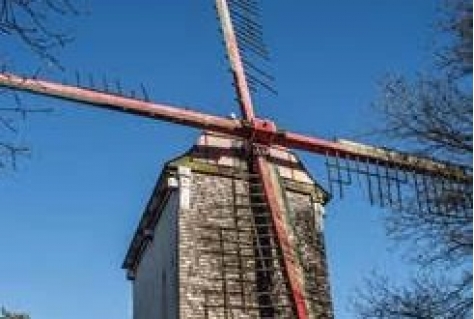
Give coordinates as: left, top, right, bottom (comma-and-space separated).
254, 154, 309, 319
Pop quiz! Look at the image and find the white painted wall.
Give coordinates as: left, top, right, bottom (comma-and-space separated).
133, 191, 179, 319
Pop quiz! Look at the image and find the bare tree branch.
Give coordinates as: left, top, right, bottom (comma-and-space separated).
374, 75, 472, 166
0, 0, 79, 170
354, 0, 472, 317
437, 0, 473, 79
0, 0, 79, 67
354, 272, 473, 319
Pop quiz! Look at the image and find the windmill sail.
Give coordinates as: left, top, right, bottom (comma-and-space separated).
227, 0, 276, 95
0, 73, 470, 218
323, 139, 472, 214
215, 0, 276, 121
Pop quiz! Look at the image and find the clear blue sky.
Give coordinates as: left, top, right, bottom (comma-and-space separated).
0, 1, 440, 318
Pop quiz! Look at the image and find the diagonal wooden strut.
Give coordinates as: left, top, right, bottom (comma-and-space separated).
254, 152, 309, 318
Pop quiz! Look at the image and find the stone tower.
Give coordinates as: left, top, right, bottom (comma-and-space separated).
123, 131, 333, 318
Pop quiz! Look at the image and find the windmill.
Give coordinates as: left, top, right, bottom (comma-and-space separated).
0, 1, 471, 318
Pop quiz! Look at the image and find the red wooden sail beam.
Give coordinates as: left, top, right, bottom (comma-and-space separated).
216, 0, 255, 122
276, 132, 470, 181
0, 73, 242, 134
0, 73, 468, 182
254, 155, 309, 318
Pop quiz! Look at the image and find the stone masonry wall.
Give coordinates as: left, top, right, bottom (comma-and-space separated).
178, 172, 261, 318
286, 190, 333, 318
178, 170, 333, 318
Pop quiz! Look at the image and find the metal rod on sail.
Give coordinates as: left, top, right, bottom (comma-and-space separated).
215, 0, 256, 122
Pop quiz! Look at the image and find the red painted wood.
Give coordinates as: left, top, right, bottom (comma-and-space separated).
276, 131, 468, 180
254, 154, 309, 319
0, 73, 243, 135
215, 0, 256, 121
